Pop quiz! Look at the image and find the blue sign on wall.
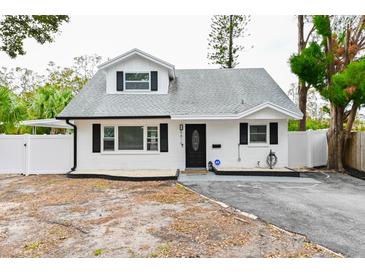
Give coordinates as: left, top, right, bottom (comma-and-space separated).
214, 159, 221, 166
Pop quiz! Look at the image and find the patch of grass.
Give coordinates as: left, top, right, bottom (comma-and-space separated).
175, 183, 187, 191
93, 248, 104, 256
48, 224, 71, 240
93, 181, 110, 190
148, 242, 172, 258
171, 219, 201, 234
24, 242, 41, 251
140, 184, 200, 204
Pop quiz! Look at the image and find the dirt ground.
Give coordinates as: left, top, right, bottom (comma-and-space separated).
0, 174, 338, 258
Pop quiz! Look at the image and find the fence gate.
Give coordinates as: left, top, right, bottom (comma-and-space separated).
0, 135, 27, 174
0, 134, 73, 175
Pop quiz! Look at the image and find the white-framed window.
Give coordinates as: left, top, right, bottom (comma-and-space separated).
125, 72, 150, 90
147, 126, 158, 151
102, 125, 159, 152
103, 126, 115, 151
249, 124, 268, 144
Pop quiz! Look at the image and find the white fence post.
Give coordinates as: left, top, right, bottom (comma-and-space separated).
24, 134, 30, 176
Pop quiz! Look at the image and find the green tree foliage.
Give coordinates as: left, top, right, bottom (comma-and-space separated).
288, 15, 365, 170
0, 15, 69, 58
29, 85, 73, 120
291, 15, 365, 170
46, 64, 86, 94
288, 118, 329, 131
312, 16, 331, 37
0, 54, 102, 134
0, 86, 27, 133
207, 15, 251, 68
289, 16, 318, 131
322, 59, 365, 107
46, 54, 101, 94
290, 42, 327, 90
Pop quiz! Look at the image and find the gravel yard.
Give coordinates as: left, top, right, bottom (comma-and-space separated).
0, 175, 337, 258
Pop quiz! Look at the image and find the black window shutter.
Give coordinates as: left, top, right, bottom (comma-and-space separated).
151, 71, 158, 91
92, 124, 101, 153
116, 71, 124, 91
239, 123, 248, 145
160, 123, 168, 152
270, 122, 278, 144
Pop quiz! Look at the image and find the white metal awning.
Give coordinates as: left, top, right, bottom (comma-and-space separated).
20, 119, 73, 129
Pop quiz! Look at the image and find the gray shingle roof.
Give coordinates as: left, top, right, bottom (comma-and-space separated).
57, 68, 301, 119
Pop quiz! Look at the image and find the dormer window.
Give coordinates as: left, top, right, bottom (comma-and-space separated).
125, 72, 150, 90
116, 70, 158, 92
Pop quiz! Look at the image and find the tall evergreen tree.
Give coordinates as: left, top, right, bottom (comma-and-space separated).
207, 15, 251, 68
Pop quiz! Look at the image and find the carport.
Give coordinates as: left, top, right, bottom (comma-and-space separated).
20, 118, 73, 134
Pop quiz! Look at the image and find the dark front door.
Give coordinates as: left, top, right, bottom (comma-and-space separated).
185, 124, 206, 168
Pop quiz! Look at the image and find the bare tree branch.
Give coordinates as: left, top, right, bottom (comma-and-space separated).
304, 25, 315, 47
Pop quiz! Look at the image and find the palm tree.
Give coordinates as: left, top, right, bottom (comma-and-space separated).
30, 84, 73, 134
0, 86, 28, 133
30, 84, 73, 119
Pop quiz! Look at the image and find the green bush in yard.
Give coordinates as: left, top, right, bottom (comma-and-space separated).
93, 248, 104, 256
288, 118, 329, 131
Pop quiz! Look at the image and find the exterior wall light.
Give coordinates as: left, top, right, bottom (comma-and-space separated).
179, 124, 184, 147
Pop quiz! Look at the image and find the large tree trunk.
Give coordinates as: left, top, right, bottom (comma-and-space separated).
345, 103, 358, 143
327, 104, 347, 171
298, 82, 309, 131
324, 17, 340, 170
336, 106, 345, 172
343, 102, 358, 164
327, 103, 337, 169
297, 15, 308, 131
325, 17, 362, 171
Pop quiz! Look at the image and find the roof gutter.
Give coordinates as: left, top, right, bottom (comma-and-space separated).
65, 119, 77, 172
56, 115, 171, 120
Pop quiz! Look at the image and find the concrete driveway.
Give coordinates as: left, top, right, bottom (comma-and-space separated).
179, 172, 365, 257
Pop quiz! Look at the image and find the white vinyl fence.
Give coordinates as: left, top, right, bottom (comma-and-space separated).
288, 129, 328, 168
1, 130, 327, 174
0, 134, 73, 175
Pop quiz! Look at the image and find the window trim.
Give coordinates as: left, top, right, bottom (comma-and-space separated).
146, 126, 159, 152
124, 71, 151, 91
248, 123, 269, 146
101, 124, 160, 154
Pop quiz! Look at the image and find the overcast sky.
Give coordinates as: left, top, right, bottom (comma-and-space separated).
0, 15, 298, 92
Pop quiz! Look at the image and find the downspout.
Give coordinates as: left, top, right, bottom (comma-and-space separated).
66, 119, 77, 171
